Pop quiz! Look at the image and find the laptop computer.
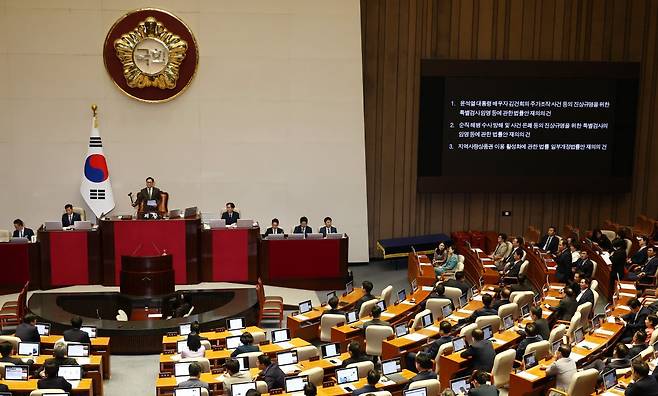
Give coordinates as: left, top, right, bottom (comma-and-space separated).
459, 294, 468, 308
481, 325, 493, 340
277, 350, 299, 373
452, 336, 467, 353
271, 329, 291, 344
502, 315, 514, 330
226, 336, 242, 350
591, 314, 603, 330
183, 207, 198, 218
326, 232, 343, 239
551, 340, 562, 354
36, 322, 50, 336
236, 219, 254, 228
602, 369, 623, 391
168, 209, 182, 218
376, 300, 387, 311
72, 220, 92, 230
442, 303, 453, 318
298, 300, 313, 314
397, 289, 407, 303
17, 342, 39, 356
346, 310, 359, 325
67, 343, 90, 358
287, 233, 305, 240
284, 375, 309, 394
209, 219, 226, 229
573, 327, 585, 344
231, 382, 257, 396
177, 339, 187, 353
411, 278, 418, 293
44, 221, 62, 231
266, 233, 285, 240
321, 343, 342, 364
395, 323, 409, 337
306, 233, 323, 240
403, 388, 427, 396
236, 356, 249, 371
174, 361, 192, 383
523, 352, 538, 370
346, 281, 354, 294
335, 367, 359, 392
81, 325, 97, 338
227, 317, 246, 331
381, 358, 407, 383
4, 365, 29, 381
9, 237, 29, 243
521, 304, 530, 318
58, 365, 82, 388
450, 376, 471, 395
179, 323, 192, 336
175, 387, 203, 396
421, 312, 433, 328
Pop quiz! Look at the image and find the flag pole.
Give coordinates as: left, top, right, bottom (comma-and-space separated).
91, 104, 98, 128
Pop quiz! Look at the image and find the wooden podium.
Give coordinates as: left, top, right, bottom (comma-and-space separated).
120, 255, 174, 297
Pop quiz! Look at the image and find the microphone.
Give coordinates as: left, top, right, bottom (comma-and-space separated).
96, 308, 102, 320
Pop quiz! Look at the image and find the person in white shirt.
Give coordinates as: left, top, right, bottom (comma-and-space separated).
544, 344, 577, 395
181, 334, 206, 358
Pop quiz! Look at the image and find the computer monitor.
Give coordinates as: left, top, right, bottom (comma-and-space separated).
36, 322, 50, 336
381, 358, 402, 375
4, 365, 29, 381
403, 388, 426, 396
421, 312, 433, 328
231, 382, 257, 396
80, 326, 97, 338
326, 291, 337, 304
179, 323, 192, 336
321, 343, 341, 358
533, 293, 541, 304
573, 327, 584, 344
58, 365, 82, 381
276, 350, 298, 366
346, 281, 354, 294
298, 300, 313, 314
17, 342, 39, 356
602, 369, 617, 390
591, 314, 603, 330
521, 304, 530, 318
174, 362, 192, 377
459, 293, 468, 308
335, 367, 359, 384
394, 323, 409, 337
271, 329, 291, 343
175, 388, 203, 396
227, 317, 246, 331
502, 315, 514, 330
523, 352, 538, 370
450, 376, 471, 394
176, 339, 187, 353
376, 300, 387, 311
237, 356, 249, 371
397, 289, 407, 302
551, 340, 562, 354
452, 336, 467, 353
346, 311, 359, 324
66, 343, 90, 357
442, 304, 453, 318
471, 286, 479, 297
411, 278, 418, 292
226, 336, 242, 350
284, 375, 309, 393
481, 325, 493, 340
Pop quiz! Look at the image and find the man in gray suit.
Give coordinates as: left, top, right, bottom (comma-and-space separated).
468, 370, 499, 396
176, 362, 210, 391
362, 305, 391, 330
544, 344, 577, 394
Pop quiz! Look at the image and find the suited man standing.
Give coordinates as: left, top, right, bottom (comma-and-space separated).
609, 239, 627, 288
221, 202, 240, 225
573, 250, 594, 279
264, 218, 284, 237
575, 278, 595, 307
12, 219, 34, 240
15, 314, 40, 343
63, 316, 91, 345
61, 204, 81, 227
555, 240, 573, 283
460, 329, 495, 372
134, 177, 161, 213
293, 217, 312, 235
537, 226, 559, 254
319, 217, 337, 236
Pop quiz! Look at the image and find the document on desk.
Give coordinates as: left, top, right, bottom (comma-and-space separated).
617, 305, 631, 311
422, 286, 433, 291
569, 352, 585, 362
403, 333, 428, 342
516, 371, 539, 381
550, 285, 563, 290
229, 330, 243, 336
275, 341, 294, 349
619, 292, 636, 297
446, 314, 463, 321
295, 314, 310, 321
420, 263, 433, 267
547, 266, 557, 270
491, 338, 507, 345
75, 357, 91, 365
544, 296, 559, 301
458, 309, 473, 314
401, 301, 416, 306
381, 312, 395, 318
619, 283, 635, 290
483, 264, 497, 269
472, 295, 483, 301
594, 329, 615, 336
425, 325, 441, 332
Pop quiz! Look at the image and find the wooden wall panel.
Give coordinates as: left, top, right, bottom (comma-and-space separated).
361, 0, 658, 255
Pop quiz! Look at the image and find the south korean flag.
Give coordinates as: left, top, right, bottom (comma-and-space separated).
80, 109, 115, 218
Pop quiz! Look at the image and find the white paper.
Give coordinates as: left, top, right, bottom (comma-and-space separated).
546, 266, 556, 270
69, 380, 81, 389
550, 285, 563, 290
570, 352, 585, 362
619, 283, 635, 290
481, 258, 493, 262
595, 329, 614, 336
542, 311, 552, 316
491, 338, 507, 345
458, 309, 474, 314
516, 371, 539, 381
606, 317, 616, 323
275, 341, 294, 349
420, 263, 433, 267
230, 330, 243, 336
619, 292, 636, 297
404, 333, 428, 342
472, 295, 483, 301
295, 315, 310, 321
75, 357, 90, 365
544, 296, 559, 301
617, 305, 631, 311
473, 248, 483, 253
148, 313, 163, 318
381, 312, 395, 318
379, 379, 396, 386
401, 301, 416, 306
483, 265, 497, 269
425, 325, 441, 332
422, 286, 433, 291
446, 314, 463, 321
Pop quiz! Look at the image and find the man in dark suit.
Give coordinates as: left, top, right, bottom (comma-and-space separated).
0, 341, 30, 365
584, 343, 631, 374
537, 226, 559, 254
529, 306, 550, 341
575, 278, 595, 307
610, 239, 627, 289
515, 322, 543, 361
341, 341, 371, 367
264, 218, 284, 237
555, 239, 573, 283
15, 314, 40, 342
403, 352, 437, 390
12, 219, 34, 239
628, 236, 649, 266
42, 343, 79, 371
256, 354, 285, 390
221, 202, 240, 225
573, 250, 594, 279
627, 330, 648, 358
460, 329, 495, 372
635, 246, 658, 281
468, 371, 499, 396
63, 316, 91, 345
319, 217, 338, 236
134, 177, 161, 213
459, 294, 498, 325
406, 320, 453, 371
354, 281, 375, 314
492, 288, 512, 312
61, 204, 82, 227
293, 216, 312, 235
322, 296, 342, 315
620, 299, 650, 342
362, 306, 391, 330
230, 332, 260, 357
500, 237, 524, 270
442, 271, 470, 296
37, 361, 72, 392
625, 360, 658, 396
352, 370, 379, 396
547, 287, 578, 321
502, 249, 524, 279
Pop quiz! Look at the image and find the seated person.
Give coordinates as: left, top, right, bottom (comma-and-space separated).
264, 218, 284, 236
645, 314, 658, 343
515, 322, 543, 361
529, 306, 550, 341
510, 274, 533, 292
221, 358, 253, 396
257, 354, 285, 390
590, 229, 613, 252
584, 343, 630, 374
575, 278, 594, 306
221, 202, 240, 225
404, 352, 437, 390
629, 246, 658, 281
573, 250, 594, 279
61, 204, 82, 227
433, 242, 448, 266
460, 329, 495, 372
499, 237, 524, 271
15, 314, 40, 342
620, 299, 650, 343
354, 281, 376, 314
628, 236, 649, 266
441, 271, 470, 295
304, 383, 317, 396
501, 249, 524, 280
323, 296, 342, 315
406, 320, 453, 370
490, 233, 511, 266
492, 288, 512, 311
459, 294, 497, 325
352, 369, 379, 396
422, 284, 446, 310
41, 343, 78, 376
319, 217, 337, 236
627, 330, 649, 357
182, 334, 206, 358
435, 245, 458, 276
468, 370, 498, 396
544, 344, 577, 395
537, 226, 559, 254
230, 332, 259, 357
64, 316, 91, 344
293, 216, 312, 235
362, 305, 391, 330
625, 360, 658, 396
134, 177, 161, 214
172, 294, 193, 318
547, 287, 577, 321
0, 341, 31, 365
176, 362, 210, 391
189, 320, 202, 337
341, 341, 371, 367
37, 361, 72, 392
12, 218, 34, 239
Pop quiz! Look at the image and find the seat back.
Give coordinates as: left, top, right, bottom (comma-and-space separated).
591, 261, 598, 278
380, 285, 394, 307
498, 302, 519, 321
624, 239, 632, 255
200, 340, 212, 351
639, 346, 654, 360
411, 309, 432, 330
590, 279, 598, 292
409, 379, 440, 395
567, 312, 582, 343
294, 345, 319, 361
511, 292, 534, 316
435, 343, 453, 374
519, 260, 530, 276
299, 366, 324, 386
256, 381, 268, 394
459, 323, 478, 345
475, 315, 501, 333
576, 302, 592, 329
29, 390, 67, 396
370, 392, 392, 396
491, 349, 516, 387
200, 389, 209, 396
592, 290, 600, 314
346, 360, 374, 378
525, 340, 551, 361
566, 368, 598, 395
651, 329, 658, 345
116, 309, 128, 321
359, 299, 378, 319
0, 362, 14, 379
256, 278, 266, 307
444, 286, 463, 308
0, 230, 10, 242
0, 336, 21, 351
364, 325, 394, 356
72, 207, 86, 221
320, 314, 345, 342
426, 298, 453, 320
180, 357, 210, 373
601, 230, 617, 241
237, 351, 262, 369
549, 324, 567, 345
251, 331, 266, 344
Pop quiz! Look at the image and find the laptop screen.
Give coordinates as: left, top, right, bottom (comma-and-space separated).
376, 300, 387, 311
4, 365, 28, 381
551, 341, 561, 354
346, 281, 354, 294
592, 314, 603, 329
326, 291, 337, 304
403, 388, 427, 396
395, 323, 409, 337
482, 325, 493, 340
459, 294, 468, 308
421, 313, 433, 328
299, 300, 313, 314
573, 327, 584, 344
277, 351, 298, 366
272, 329, 291, 343
442, 304, 453, 317
321, 343, 340, 358
450, 376, 471, 394
18, 342, 39, 356
471, 286, 479, 297
175, 388, 202, 396
179, 323, 192, 336
231, 382, 256, 396
67, 343, 90, 357
411, 279, 418, 292
503, 315, 514, 330
523, 352, 538, 370
58, 365, 82, 381
81, 326, 97, 338
397, 289, 407, 302
36, 322, 50, 336
336, 367, 359, 384
602, 369, 617, 390
382, 358, 402, 375
226, 336, 242, 350
453, 336, 467, 353
521, 304, 530, 317
237, 356, 249, 371
174, 362, 192, 377
177, 340, 187, 353
533, 293, 541, 304
346, 311, 358, 324
284, 375, 309, 393
227, 317, 246, 331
